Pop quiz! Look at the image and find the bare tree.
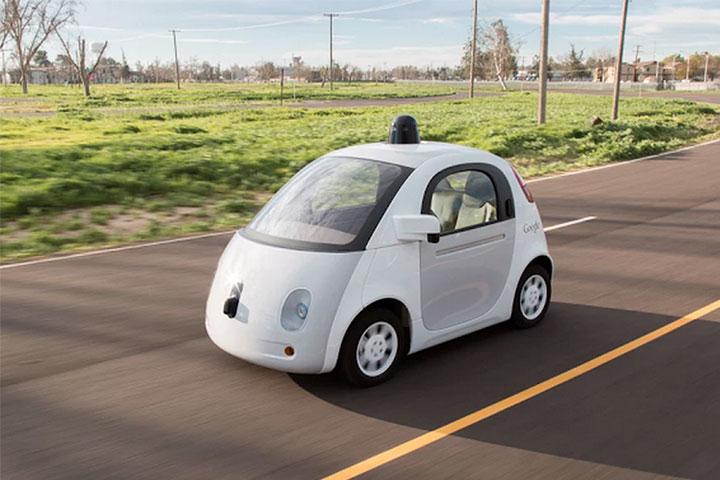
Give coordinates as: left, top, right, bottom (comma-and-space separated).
1, 0, 75, 93
57, 34, 107, 96
479, 20, 517, 90
1, 22, 8, 50
461, 19, 517, 88
256, 61, 276, 82
1, 6, 9, 49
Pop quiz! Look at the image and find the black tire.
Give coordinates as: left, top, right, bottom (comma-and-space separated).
338, 308, 407, 387
511, 264, 551, 329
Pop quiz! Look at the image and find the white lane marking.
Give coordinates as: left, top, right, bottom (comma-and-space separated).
1, 139, 716, 270
544, 216, 596, 232
528, 138, 719, 184
0, 216, 595, 270
0, 230, 235, 270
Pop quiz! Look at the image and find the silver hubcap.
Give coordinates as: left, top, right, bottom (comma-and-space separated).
520, 274, 547, 320
356, 321, 398, 377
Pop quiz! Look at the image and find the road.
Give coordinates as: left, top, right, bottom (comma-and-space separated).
2, 139, 720, 479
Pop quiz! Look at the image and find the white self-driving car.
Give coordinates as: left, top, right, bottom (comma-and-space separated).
206, 116, 552, 386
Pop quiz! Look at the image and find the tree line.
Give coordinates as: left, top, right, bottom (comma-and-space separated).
1, 0, 111, 95
460, 20, 719, 84
2, 2, 718, 95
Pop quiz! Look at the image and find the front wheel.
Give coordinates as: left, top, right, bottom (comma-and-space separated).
338, 308, 406, 387
511, 264, 551, 328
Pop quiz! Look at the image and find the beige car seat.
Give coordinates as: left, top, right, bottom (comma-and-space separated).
430, 178, 462, 233
456, 172, 497, 230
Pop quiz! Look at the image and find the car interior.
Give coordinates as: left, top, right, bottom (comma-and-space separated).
430, 171, 497, 234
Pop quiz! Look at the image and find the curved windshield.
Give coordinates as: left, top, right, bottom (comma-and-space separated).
246, 156, 409, 250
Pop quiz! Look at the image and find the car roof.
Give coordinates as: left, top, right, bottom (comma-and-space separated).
327, 141, 503, 169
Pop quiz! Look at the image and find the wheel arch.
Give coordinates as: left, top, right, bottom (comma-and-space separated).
527, 254, 554, 279
351, 298, 412, 354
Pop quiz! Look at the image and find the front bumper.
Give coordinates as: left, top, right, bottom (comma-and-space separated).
204, 231, 362, 375
205, 312, 327, 374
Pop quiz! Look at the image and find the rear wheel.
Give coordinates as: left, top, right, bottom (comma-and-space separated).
338, 308, 406, 387
511, 264, 551, 328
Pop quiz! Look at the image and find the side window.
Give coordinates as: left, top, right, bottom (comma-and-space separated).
429, 170, 498, 234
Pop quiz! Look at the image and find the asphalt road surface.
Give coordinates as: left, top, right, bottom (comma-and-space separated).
2, 139, 720, 479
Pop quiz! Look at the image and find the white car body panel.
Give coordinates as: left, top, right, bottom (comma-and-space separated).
205, 233, 362, 373
206, 141, 552, 374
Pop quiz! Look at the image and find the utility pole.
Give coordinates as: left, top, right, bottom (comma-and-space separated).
685, 54, 690, 81
704, 52, 710, 83
121, 48, 128, 84
654, 43, 660, 84
611, 0, 629, 121
323, 13, 339, 90
280, 67, 285, 105
632, 44, 641, 82
1, 49, 7, 86
537, 0, 550, 124
468, 0, 478, 98
671, 55, 676, 81
170, 29, 181, 90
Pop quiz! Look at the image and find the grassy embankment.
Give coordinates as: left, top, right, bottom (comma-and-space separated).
1, 83, 718, 261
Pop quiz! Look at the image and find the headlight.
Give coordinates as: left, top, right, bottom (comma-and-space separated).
281, 289, 311, 331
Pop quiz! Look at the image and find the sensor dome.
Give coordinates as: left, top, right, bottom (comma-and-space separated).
388, 115, 420, 144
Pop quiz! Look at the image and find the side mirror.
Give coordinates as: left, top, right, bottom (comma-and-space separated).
393, 214, 441, 242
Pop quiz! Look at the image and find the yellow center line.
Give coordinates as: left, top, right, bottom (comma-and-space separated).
324, 299, 720, 480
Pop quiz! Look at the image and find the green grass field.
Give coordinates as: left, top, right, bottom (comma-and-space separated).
0, 82, 457, 114
1, 83, 719, 261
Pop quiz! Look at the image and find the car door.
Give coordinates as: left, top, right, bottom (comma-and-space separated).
420, 164, 515, 331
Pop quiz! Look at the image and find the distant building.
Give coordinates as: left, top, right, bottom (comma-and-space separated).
634, 61, 674, 83
595, 61, 673, 83
306, 69, 324, 83
595, 63, 633, 83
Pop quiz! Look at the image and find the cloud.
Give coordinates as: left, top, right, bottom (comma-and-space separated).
180, 15, 322, 33
116, 33, 169, 42
291, 44, 462, 68
336, 17, 383, 23
115, 33, 248, 45
421, 17, 455, 25
76, 25, 126, 32
335, 0, 424, 16
512, 12, 616, 26
512, 7, 720, 33
177, 0, 421, 33
181, 38, 249, 45
565, 34, 618, 42
332, 34, 355, 46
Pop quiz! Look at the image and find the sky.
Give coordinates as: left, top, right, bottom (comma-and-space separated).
39, 0, 720, 68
